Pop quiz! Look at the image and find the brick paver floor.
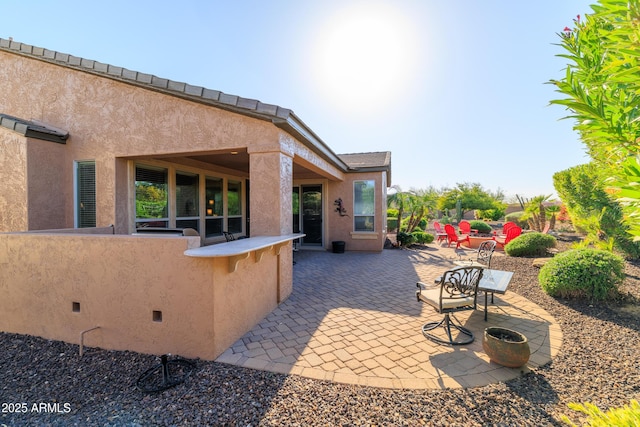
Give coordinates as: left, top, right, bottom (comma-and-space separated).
216, 245, 562, 389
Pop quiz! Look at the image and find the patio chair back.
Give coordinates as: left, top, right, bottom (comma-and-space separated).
416, 266, 484, 345
459, 220, 471, 235
477, 240, 497, 267
433, 221, 444, 233
495, 225, 522, 248
502, 222, 517, 235
444, 224, 470, 248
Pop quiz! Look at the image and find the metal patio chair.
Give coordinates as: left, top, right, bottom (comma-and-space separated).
416, 266, 484, 345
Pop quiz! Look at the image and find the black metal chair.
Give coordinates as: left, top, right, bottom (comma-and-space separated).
416, 266, 484, 345
454, 239, 497, 268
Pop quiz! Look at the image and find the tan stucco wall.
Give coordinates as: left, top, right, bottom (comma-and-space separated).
27, 137, 68, 230
326, 171, 388, 251
0, 50, 351, 236
0, 233, 291, 360
0, 128, 28, 231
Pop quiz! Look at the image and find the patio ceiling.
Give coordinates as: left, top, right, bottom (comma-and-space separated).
138, 149, 329, 180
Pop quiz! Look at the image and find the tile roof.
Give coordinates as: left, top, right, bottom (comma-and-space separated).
339, 151, 391, 182
0, 37, 367, 173
0, 113, 69, 144
338, 151, 391, 169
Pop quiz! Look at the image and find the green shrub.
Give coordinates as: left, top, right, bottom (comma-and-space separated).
387, 208, 399, 218
505, 211, 527, 228
438, 216, 452, 225
468, 220, 493, 234
505, 232, 557, 257
476, 207, 506, 221
387, 218, 398, 232
538, 249, 625, 300
561, 400, 640, 427
412, 231, 434, 244
396, 231, 415, 247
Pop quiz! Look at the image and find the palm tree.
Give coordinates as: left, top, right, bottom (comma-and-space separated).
404, 187, 439, 233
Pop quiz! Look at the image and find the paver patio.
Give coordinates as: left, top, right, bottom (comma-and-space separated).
216, 244, 562, 389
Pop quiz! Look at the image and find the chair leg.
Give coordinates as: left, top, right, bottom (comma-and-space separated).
421, 313, 474, 345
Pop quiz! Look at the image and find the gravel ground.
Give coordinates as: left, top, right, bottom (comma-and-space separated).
1, 241, 640, 426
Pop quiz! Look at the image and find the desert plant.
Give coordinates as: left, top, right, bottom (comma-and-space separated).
412, 231, 434, 244
522, 195, 551, 232
538, 249, 625, 300
396, 231, 415, 247
504, 232, 557, 257
545, 205, 561, 230
468, 220, 493, 234
554, 163, 640, 258
438, 216, 452, 225
561, 399, 640, 427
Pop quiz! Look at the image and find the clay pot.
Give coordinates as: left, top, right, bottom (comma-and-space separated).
482, 327, 530, 368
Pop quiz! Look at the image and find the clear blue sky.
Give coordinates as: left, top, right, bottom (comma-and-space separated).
1, 1, 595, 201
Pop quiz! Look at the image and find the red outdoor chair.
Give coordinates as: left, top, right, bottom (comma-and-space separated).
433, 221, 448, 243
493, 225, 522, 248
444, 224, 470, 248
459, 220, 472, 235
500, 222, 516, 236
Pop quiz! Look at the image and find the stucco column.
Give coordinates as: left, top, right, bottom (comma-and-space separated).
248, 150, 293, 236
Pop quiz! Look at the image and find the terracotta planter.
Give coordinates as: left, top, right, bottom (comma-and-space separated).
482, 327, 530, 368
467, 235, 496, 249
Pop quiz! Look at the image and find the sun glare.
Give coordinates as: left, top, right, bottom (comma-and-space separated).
310, 3, 421, 117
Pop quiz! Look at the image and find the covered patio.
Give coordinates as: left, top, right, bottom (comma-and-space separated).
217, 244, 562, 389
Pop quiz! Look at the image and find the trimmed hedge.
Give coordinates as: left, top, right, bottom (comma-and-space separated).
469, 220, 493, 234
505, 232, 557, 257
538, 248, 625, 300
413, 231, 435, 244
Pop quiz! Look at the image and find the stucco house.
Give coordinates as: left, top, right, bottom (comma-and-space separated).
0, 38, 391, 360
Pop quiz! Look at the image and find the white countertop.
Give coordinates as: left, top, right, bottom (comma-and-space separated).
184, 234, 304, 258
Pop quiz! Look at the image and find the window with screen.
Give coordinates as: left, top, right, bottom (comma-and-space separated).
76, 161, 96, 228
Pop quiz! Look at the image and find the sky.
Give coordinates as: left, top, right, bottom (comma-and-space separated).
1, 0, 596, 201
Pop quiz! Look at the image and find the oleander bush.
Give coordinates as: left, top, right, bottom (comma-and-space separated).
469, 220, 493, 234
505, 232, 557, 257
538, 249, 625, 300
412, 231, 434, 244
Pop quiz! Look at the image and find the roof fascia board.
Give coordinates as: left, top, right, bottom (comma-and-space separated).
273, 112, 350, 172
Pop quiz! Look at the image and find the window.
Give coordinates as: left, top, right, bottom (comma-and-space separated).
227, 180, 242, 233
176, 171, 199, 231
135, 166, 168, 228
354, 180, 375, 232
205, 177, 223, 237
133, 163, 245, 238
76, 161, 96, 228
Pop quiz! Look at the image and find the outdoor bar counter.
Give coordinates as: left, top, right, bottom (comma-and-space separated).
184, 234, 304, 272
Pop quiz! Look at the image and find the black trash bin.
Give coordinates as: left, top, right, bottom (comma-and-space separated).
332, 241, 345, 253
